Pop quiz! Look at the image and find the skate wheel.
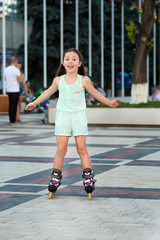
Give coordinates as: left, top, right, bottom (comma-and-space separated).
88, 193, 92, 200
48, 192, 53, 199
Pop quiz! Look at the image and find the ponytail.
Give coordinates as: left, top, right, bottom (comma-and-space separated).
55, 64, 66, 77
78, 64, 85, 76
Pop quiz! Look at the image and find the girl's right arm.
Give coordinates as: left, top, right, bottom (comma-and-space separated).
25, 77, 59, 111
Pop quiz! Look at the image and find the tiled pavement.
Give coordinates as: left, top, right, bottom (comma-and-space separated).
0, 113, 160, 240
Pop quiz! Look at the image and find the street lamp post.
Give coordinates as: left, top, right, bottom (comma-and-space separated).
24, 0, 28, 82
2, 0, 6, 94
43, 0, 47, 88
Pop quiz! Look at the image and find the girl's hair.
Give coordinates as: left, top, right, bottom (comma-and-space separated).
55, 48, 85, 77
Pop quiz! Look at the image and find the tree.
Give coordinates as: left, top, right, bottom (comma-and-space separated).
16, 0, 138, 92
126, 0, 156, 103
17, 0, 91, 89
114, 0, 137, 94
17, 0, 61, 89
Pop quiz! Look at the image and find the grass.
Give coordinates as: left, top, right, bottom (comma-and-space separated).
87, 101, 160, 108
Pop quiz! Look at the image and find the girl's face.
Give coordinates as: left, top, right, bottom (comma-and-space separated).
63, 51, 82, 73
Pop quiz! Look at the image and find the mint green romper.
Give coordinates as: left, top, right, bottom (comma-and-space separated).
55, 74, 88, 137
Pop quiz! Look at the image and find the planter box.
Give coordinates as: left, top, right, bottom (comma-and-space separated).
49, 107, 160, 126
0, 95, 9, 113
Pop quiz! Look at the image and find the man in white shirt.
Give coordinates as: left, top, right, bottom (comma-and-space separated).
4, 57, 22, 124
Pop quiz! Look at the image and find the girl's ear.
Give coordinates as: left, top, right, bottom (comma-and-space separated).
79, 61, 82, 67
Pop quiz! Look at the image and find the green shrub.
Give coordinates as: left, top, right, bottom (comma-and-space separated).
87, 102, 160, 108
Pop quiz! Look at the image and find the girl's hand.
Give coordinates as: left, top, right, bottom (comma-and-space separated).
108, 100, 119, 108
25, 102, 37, 111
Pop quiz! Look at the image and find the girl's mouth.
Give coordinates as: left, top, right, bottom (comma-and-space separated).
68, 65, 74, 69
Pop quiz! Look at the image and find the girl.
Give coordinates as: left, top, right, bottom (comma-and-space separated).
25, 48, 119, 199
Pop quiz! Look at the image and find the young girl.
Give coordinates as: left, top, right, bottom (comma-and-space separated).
25, 48, 119, 200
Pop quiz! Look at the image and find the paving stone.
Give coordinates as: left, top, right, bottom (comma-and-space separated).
0, 114, 160, 239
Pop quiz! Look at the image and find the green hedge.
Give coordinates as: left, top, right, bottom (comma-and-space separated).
87, 102, 160, 108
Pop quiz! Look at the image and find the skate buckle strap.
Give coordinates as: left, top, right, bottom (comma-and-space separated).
50, 178, 62, 187
83, 178, 96, 186
83, 173, 94, 179
50, 181, 59, 187
51, 169, 63, 180
82, 168, 94, 179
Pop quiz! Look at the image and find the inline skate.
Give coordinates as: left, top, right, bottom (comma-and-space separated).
48, 168, 62, 199
82, 168, 96, 200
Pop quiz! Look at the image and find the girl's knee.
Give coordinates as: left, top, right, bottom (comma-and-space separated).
77, 145, 87, 156
57, 146, 67, 156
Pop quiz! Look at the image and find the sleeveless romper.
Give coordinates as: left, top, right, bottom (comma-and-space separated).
55, 74, 88, 136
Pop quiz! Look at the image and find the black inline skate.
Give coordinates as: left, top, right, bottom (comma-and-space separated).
48, 168, 62, 199
82, 168, 96, 200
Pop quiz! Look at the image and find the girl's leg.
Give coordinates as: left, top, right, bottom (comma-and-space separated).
54, 136, 69, 170
75, 135, 91, 169
75, 135, 96, 198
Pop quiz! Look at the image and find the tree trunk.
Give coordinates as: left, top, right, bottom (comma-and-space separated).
131, 0, 156, 104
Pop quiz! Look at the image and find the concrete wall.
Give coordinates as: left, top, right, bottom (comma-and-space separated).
49, 108, 160, 126
0, 19, 32, 50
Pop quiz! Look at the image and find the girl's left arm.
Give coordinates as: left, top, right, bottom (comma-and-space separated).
83, 76, 119, 107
